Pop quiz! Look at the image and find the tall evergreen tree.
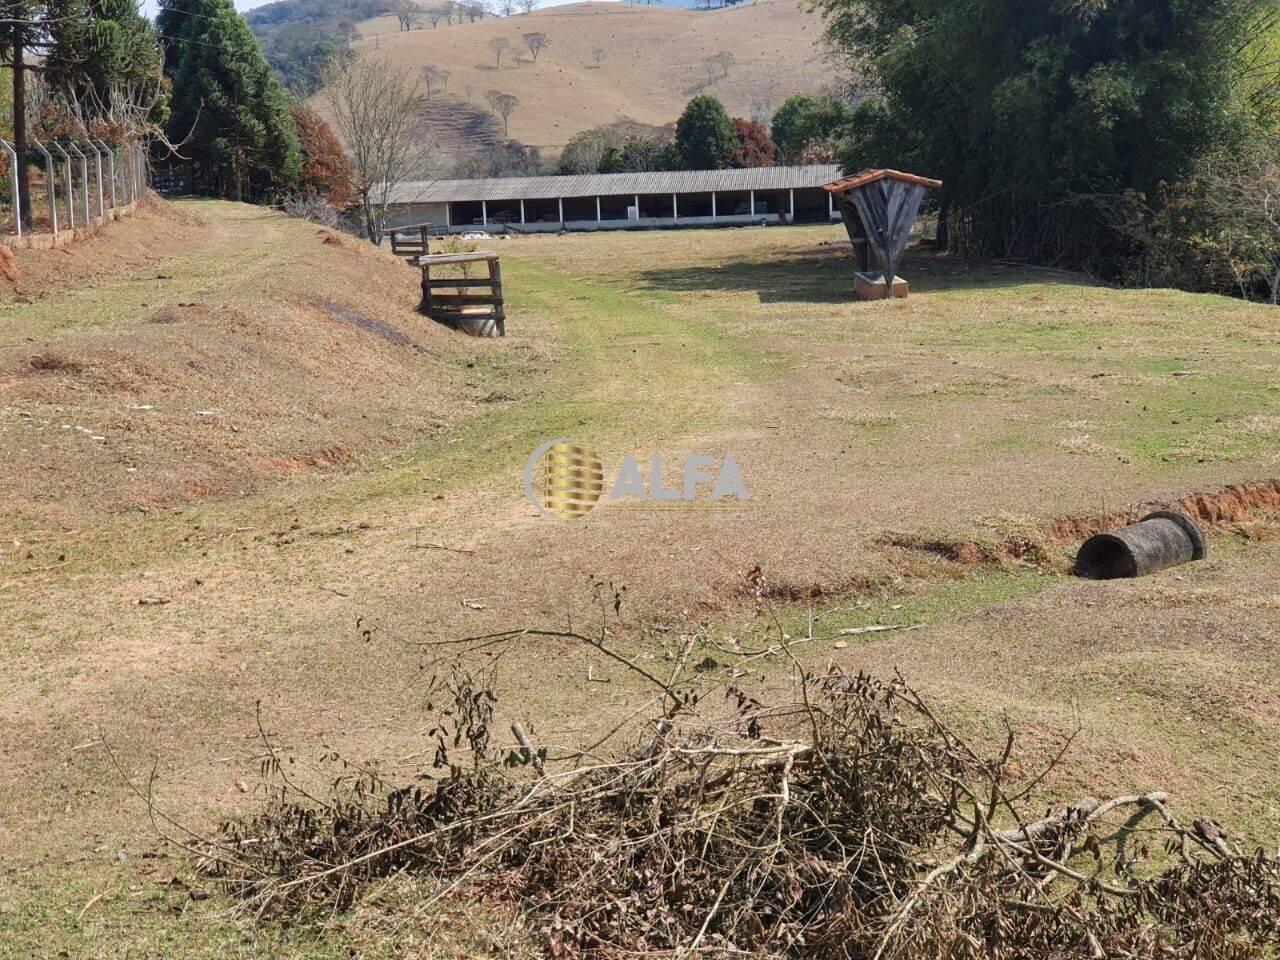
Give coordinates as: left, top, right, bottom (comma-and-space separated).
159, 0, 300, 201
674, 95, 735, 170
45, 0, 164, 107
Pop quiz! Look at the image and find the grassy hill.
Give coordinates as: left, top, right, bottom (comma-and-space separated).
346, 0, 832, 156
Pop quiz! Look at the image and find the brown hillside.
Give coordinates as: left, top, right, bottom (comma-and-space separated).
0, 200, 483, 513
347, 0, 831, 154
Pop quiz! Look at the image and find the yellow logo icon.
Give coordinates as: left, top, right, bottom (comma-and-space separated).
525, 440, 604, 520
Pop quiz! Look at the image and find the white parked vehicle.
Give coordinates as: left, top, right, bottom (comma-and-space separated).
460, 231, 490, 240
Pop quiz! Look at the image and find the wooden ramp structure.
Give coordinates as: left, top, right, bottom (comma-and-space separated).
389, 222, 432, 261
823, 169, 941, 299
418, 251, 505, 337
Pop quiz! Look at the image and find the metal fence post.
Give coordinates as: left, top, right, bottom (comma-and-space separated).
84, 140, 104, 218
94, 139, 117, 210
67, 142, 89, 224
0, 139, 20, 236
31, 139, 57, 235
51, 142, 74, 229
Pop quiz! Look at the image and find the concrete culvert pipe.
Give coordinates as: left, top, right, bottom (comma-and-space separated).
1074, 510, 1206, 579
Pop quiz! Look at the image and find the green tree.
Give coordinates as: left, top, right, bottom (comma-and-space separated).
818, 0, 1278, 266
674, 94, 734, 170
770, 93, 852, 164
44, 0, 165, 108
159, 0, 301, 201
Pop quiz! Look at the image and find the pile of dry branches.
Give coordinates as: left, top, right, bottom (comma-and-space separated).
186, 635, 1280, 959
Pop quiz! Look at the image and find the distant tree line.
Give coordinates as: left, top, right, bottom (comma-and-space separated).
245, 0, 541, 96
558, 96, 779, 175
245, 0, 389, 94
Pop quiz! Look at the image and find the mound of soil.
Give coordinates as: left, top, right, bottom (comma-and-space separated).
0, 199, 481, 513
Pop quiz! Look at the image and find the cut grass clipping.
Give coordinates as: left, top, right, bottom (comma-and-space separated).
152, 623, 1280, 959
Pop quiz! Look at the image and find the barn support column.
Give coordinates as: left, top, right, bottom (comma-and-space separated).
749, 189, 755, 218
672, 193, 678, 221
558, 197, 564, 225
711, 191, 717, 220
828, 191, 834, 220
445, 203, 451, 230
789, 188, 795, 221
482, 200, 488, 226
634, 194, 639, 221
520, 199, 525, 224
596, 196, 601, 223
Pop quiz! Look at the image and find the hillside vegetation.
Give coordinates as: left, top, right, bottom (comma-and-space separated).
343, 0, 830, 155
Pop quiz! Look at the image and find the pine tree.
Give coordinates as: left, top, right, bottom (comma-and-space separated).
674, 95, 734, 171
45, 0, 165, 108
159, 0, 300, 201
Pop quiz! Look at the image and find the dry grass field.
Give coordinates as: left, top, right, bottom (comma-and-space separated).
4, 200, 1280, 956
340, 0, 830, 153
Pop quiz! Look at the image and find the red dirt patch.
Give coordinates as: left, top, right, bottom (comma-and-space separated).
252, 445, 357, 477
883, 533, 1048, 567
1050, 479, 1280, 542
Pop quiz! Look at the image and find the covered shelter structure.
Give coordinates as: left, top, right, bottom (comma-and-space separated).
384, 165, 842, 234
823, 169, 942, 299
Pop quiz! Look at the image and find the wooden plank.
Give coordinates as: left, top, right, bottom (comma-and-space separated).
490, 259, 505, 336
429, 309, 501, 322
430, 294, 501, 306
416, 252, 499, 265
425, 277, 497, 289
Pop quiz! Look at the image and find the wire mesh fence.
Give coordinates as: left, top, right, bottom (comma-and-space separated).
0, 139, 149, 239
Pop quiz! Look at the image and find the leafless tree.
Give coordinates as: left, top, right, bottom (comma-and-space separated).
497, 0, 515, 14
393, 0, 424, 30
517, 0, 537, 13
322, 54, 433, 245
425, 4, 448, 26
590, 46, 605, 69
522, 31, 548, 61
701, 49, 733, 83
487, 90, 519, 135
422, 64, 445, 98
488, 36, 511, 68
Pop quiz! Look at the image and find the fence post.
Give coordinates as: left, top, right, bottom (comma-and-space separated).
0, 139, 20, 236
85, 140, 104, 218
67, 142, 89, 224
31, 140, 57, 235
131, 145, 142, 203
95, 139, 117, 210
51, 142, 74, 229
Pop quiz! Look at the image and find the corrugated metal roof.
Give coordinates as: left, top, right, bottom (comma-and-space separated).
388, 164, 842, 204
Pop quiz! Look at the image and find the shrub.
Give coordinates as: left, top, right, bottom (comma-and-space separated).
290, 103, 355, 207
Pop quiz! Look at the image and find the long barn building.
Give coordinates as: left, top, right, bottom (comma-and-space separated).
385, 164, 841, 233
